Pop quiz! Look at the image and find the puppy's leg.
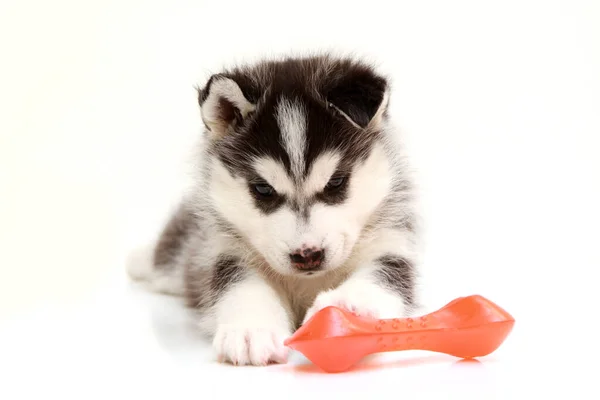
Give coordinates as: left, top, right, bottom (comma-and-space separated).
304, 228, 417, 323
201, 268, 293, 366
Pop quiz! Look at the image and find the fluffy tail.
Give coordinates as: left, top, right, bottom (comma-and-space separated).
125, 243, 184, 296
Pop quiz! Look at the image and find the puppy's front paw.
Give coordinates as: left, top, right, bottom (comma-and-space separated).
303, 284, 405, 324
213, 324, 291, 366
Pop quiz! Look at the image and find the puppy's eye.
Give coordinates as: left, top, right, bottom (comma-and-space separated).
325, 176, 346, 190
252, 183, 275, 198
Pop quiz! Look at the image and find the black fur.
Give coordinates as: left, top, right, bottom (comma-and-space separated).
375, 254, 415, 306
211, 255, 246, 297
248, 179, 287, 214
153, 204, 199, 269
324, 69, 387, 128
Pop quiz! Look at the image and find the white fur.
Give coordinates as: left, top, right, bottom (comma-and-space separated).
253, 157, 295, 196
207, 272, 292, 365
302, 151, 341, 196
276, 97, 307, 179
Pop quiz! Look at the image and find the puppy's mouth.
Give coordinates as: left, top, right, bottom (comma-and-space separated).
295, 267, 325, 277
290, 259, 325, 276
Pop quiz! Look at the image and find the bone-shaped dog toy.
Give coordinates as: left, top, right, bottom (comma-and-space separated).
284, 295, 515, 373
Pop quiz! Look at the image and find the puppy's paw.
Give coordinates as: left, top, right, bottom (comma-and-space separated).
213, 324, 291, 366
303, 284, 405, 324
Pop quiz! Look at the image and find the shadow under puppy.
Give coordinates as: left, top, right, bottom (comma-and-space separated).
127, 54, 419, 366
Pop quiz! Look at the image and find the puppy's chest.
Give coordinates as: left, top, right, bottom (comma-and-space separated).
280, 273, 349, 325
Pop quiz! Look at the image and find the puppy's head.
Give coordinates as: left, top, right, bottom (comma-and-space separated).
199, 57, 393, 277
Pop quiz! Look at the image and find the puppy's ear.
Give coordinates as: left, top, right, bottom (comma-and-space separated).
325, 69, 389, 129
197, 74, 256, 138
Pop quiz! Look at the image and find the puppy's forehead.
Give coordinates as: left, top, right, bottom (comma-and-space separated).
216, 91, 375, 179
273, 93, 353, 178
259, 94, 345, 192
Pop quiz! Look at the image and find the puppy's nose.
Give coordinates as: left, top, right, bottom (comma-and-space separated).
290, 247, 325, 271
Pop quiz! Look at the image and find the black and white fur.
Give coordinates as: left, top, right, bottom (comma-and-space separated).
127, 54, 419, 366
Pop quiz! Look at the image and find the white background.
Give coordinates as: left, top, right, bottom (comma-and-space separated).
1, 0, 599, 398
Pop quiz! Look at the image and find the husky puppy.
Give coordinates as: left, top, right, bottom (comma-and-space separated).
127, 54, 419, 366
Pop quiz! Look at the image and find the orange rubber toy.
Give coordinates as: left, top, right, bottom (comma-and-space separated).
284, 295, 515, 373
